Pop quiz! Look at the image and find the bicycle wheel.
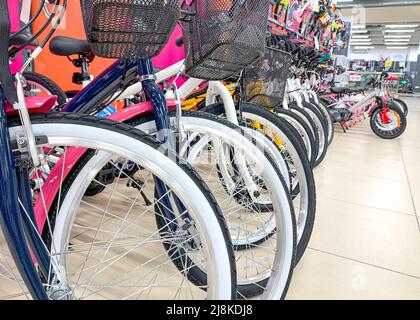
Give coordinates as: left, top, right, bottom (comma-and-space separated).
392, 98, 408, 117
289, 101, 328, 166
22, 72, 67, 106
370, 103, 407, 140
125, 110, 297, 299
0, 235, 30, 299
203, 103, 316, 264
276, 108, 318, 167
310, 98, 335, 146
6, 113, 236, 300
286, 101, 320, 150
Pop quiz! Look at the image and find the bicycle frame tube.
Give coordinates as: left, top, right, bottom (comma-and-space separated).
111, 60, 186, 101
138, 59, 174, 147
206, 81, 238, 125
346, 91, 376, 114
0, 87, 48, 299
63, 60, 138, 113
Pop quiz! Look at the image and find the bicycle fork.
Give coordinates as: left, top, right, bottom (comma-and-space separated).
0, 88, 48, 299
137, 59, 192, 231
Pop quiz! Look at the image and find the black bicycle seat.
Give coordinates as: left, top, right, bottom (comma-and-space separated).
330, 87, 350, 94
347, 87, 366, 94
330, 87, 365, 94
49, 36, 91, 56
9, 30, 39, 47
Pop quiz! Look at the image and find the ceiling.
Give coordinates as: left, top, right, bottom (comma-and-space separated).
338, 2, 420, 49
349, 23, 420, 48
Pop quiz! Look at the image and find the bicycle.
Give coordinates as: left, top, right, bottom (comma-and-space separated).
1, 0, 238, 300
319, 72, 407, 139
243, 35, 332, 168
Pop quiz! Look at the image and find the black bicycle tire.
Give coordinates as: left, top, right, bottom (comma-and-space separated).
8, 113, 237, 300
125, 109, 297, 299
22, 71, 67, 106
276, 107, 318, 167
370, 103, 407, 140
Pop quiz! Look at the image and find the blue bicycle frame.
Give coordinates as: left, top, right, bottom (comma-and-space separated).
0, 57, 185, 299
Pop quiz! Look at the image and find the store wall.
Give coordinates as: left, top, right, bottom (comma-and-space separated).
32, 1, 114, 91
349, 46, 419, 62
342, 5, 420, 24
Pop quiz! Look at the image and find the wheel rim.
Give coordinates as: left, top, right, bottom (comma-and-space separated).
9, 122, 234, 300
240, 112, 310, 242
132, 115, 295, 299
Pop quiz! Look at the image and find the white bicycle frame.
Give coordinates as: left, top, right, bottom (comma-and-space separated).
113, 60, 239, 124
284, 72, 318, 108
326, 83, 387, 115
336, 91, 377, 114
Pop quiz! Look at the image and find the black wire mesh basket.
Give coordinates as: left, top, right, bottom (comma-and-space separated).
181, 0, 271, 81
243, 47, 292, 108
81, 0, 180, 59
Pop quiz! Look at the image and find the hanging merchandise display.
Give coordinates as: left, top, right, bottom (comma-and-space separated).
270, 0, 348, 54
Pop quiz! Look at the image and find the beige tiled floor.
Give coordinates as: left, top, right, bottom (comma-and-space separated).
287, 97, 420, 300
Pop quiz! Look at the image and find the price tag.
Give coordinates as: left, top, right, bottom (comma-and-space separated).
349, 74, 362, 82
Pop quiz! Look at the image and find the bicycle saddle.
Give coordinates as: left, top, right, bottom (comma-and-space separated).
347, 87, 366, 94
330, 87, 349, 94
330, 87, 365, 94
9, 29, 39, 47
49, 36, 91, 56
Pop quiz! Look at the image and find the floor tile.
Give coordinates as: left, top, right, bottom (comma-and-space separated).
308, 197, 420, 277
315, 155, 407, 182
288, 249, 420, 300
314, 171, 415, 215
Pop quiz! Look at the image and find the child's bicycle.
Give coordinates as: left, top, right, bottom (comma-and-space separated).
319, 72, 407, 139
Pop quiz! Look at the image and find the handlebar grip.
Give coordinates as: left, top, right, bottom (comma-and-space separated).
380, 71, 389, 80
175, 37, 184, 47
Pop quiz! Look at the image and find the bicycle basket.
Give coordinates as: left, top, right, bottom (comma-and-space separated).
81, 0, 180, 59
181, 0, 271, 81
243, 47, 292, 108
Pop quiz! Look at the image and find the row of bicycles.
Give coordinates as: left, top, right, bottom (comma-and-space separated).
0, 0, 405, 300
